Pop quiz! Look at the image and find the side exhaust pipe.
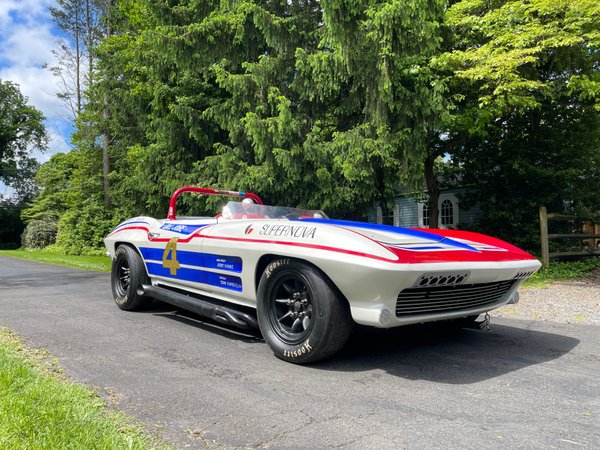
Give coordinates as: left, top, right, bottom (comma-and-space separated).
138, 284, 258, 330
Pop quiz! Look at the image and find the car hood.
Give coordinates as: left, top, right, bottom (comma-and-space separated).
298, 218, 538, 263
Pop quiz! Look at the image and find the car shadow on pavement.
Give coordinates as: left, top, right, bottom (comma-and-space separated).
315, 321, 580, 384
147, 302, 263, 343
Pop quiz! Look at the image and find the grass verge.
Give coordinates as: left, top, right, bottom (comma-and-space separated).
523, 257, 600, 287
0, 327, 166, 449
0, 249, 110, 272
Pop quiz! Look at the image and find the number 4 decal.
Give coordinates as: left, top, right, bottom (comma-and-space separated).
162, 237, 181, 275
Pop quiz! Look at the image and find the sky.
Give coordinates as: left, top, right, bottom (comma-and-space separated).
1, 0, 73, 196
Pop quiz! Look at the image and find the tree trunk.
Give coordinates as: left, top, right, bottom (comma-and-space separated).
86, 0, 93, 87
102, 0, 112, 209
424, 134, 467, 229
424, 152, 440, 228
103, 93, 111, 209
75, 1, 81, 115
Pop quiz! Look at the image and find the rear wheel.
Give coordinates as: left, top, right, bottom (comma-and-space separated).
111, 245, 149, 311
257, 259, 353, 364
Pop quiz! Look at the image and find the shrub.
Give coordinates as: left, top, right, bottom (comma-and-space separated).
21, 219, 58, 249
56, 204, 114, 255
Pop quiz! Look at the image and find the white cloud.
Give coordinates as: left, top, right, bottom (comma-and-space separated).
0, 0, 55, 28
1, 20, 56, 67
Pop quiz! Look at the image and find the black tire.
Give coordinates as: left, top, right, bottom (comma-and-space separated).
257, 259, 353, 364
111, 245, 149, 311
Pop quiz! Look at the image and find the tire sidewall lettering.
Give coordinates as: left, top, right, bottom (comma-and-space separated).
264, 258, 290, 279
257, 258, 351, 364
282, 339, 313, 359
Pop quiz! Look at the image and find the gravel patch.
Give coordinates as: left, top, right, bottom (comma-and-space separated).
492, 270, 600, 325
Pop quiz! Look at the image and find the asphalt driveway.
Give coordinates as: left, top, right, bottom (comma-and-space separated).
1, 256, 598, 448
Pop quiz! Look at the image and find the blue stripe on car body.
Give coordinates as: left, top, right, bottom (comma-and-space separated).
296, 218, 479, 252
112, 221, 150, 231
139, 247, 242, 273
159, 223, 210, 235
145, 262, 243, 292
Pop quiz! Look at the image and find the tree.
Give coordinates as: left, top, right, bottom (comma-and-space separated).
21, 152, 77, 222
50, 0, 85, 117
50, 0, 113, 209
30, 0, 600, 255
454, 94, 600, 250
0, 198, 25, 249
50, 0, 107, 117
22, 148, 116, 254
100, 0, 446, 217
0, 80, 46, 248
424, 0, 600, 228
0, 80, 47, 199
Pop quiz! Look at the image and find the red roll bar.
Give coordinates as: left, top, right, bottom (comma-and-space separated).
167, 186, 263, 220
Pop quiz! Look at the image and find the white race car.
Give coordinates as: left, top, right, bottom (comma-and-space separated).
105, 187, 541, 363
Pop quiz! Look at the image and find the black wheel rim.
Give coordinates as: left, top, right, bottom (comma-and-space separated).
268, 272, 314, 345
115, 255, 131, 297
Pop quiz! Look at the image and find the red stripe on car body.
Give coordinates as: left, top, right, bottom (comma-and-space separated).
108, 225, 537, 264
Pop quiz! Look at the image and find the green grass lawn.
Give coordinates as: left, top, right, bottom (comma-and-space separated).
0, 249, 111, 272
0, 327, 165, 449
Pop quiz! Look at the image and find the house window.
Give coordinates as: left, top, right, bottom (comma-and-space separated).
422, 203, 430, 227
417, 193, 458, 228
374, 206, 400, 225
441, 199, 454, 226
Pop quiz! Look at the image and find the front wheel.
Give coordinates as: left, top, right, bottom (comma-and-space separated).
257, 259, 353, 364
111, 245, 149, 311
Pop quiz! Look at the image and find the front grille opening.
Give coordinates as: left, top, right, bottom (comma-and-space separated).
396, 280, 516, 317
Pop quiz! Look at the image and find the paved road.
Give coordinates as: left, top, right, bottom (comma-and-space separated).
1, 256, 599, 448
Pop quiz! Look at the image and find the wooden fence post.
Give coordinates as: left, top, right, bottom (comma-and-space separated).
539, 206, 549, 267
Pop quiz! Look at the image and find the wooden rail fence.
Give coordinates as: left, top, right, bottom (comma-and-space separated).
539, 206, 600, 267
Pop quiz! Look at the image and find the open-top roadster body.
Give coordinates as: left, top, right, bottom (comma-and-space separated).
105, 187, 541, 363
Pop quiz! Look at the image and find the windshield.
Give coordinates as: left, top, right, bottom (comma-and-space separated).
221, 201, 328, 220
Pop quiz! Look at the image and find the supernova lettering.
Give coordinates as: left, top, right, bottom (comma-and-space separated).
259, 224, 317, 239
